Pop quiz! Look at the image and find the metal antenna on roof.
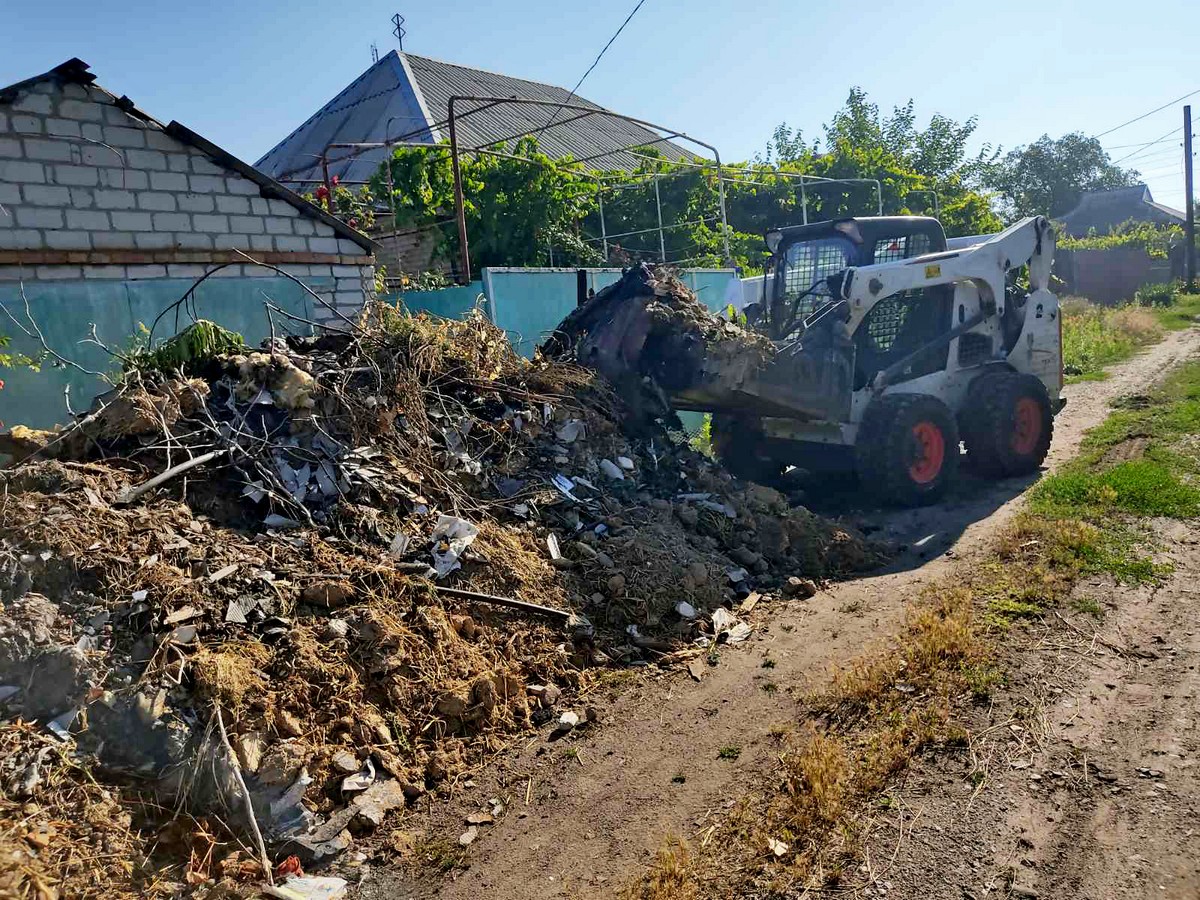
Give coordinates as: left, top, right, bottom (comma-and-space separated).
371, 43, 379, 63
391, 13, 406, 50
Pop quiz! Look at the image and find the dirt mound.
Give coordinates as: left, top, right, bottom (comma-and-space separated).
544, 264, 775, 422
0, 283, 881, 896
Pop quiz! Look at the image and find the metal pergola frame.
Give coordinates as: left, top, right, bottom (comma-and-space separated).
299, 96, 912, 282
445, 94, 733, 282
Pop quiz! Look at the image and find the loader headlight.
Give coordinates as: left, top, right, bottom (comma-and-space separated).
765, 229, 783, 253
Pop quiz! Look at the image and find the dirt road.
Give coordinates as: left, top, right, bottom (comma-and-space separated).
360, 326, 1200, 900
855, 518, 1200, 900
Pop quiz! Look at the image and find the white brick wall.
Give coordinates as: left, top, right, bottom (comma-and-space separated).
0, 76, 374, 319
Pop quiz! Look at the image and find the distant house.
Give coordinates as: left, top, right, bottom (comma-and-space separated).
256, 51, 691, 185
254, 51, 693, 277
1059, 184, 1186, 237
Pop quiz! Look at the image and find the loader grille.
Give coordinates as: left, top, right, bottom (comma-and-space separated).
782, 238, 853, 317
863, 297, 909, 352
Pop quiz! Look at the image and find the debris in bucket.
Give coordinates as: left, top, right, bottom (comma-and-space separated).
0, 281, 881, 897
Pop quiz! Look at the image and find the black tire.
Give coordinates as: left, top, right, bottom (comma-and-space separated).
855, 394, 960, 507
960, 372, 1054, 478
711, 415, 783, 485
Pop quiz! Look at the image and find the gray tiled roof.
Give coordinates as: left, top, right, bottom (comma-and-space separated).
254, 51, 691, 185
1059, 184, 1186, 236
403, 53, 691, 170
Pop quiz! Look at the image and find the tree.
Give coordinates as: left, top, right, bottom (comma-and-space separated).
985, 133, 1141, 221
757, 89, 1001, 237
373, 138, 602, 271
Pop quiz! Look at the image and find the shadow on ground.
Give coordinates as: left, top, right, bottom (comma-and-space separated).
797, 455, 1039, 576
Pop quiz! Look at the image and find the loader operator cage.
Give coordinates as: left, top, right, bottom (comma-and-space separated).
769, 217, 954, 389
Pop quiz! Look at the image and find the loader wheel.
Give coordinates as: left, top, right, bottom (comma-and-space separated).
961, 372, 1053, 478
711, 415, 783, 486
855, 394, 959, 507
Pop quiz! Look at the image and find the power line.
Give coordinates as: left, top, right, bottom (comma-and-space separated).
1103, 127, 1181, 152
1113, 124, 1182, 164
532, 0, 650, 140
1096, 88, 1200, 139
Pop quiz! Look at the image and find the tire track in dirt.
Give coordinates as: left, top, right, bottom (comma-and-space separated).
360, 326, 1200, 900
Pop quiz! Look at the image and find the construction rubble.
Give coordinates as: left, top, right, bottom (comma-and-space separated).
0, 269, 882, 898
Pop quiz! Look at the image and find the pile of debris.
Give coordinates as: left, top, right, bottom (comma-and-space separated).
544, 263, 776, 421
0, 274, 881, 897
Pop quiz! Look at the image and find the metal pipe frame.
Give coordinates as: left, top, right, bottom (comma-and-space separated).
447, 94, 733, 281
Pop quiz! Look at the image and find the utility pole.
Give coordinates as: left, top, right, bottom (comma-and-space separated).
1185, 105, 1196, 291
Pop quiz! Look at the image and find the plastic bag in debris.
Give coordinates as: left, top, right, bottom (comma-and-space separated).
340, 758, 375, 793
429, 515, 480, 578
711, 608, 752, 643
264, 875, 349, 900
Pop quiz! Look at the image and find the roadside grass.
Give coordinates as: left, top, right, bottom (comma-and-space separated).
1061, 290, 1200, 382
627, 321, 1200, 899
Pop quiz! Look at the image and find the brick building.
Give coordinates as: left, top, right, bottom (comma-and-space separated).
0, 58, 379, 428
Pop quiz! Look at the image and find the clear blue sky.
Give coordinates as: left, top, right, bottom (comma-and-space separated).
5, 0, 1198, 208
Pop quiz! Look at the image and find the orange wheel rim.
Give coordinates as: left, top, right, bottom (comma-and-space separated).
908, 421, 945, 484
1012, 397, 1042, 455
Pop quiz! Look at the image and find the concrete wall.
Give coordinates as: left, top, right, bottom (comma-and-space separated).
0, 273, 321, 430
393, 267, 740, 357
1055, 247, 1176, 306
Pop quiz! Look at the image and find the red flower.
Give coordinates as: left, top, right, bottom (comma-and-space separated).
315, 185, 329, 200
331, 175, 339, 186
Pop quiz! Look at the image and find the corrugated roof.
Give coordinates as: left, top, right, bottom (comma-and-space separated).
253, 51, 692, 185
402, 52, 691, 170
254, 53, 434, 186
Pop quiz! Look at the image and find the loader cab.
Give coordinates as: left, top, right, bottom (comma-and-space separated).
762, 216, 954, 390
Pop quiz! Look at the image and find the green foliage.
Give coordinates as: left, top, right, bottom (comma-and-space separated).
1032, 358, 1200, 522
127, 319, 246, 375
1033, 459, 1200, 518
1134, 281, 1179, 306
1061, 300, 1160, 378
374, 138, 602, 270
369, 89, 1002, 275
0, 333, 36, 371
305, 179, 376, 234
984, 132, 1140, 221
1058, 220, 1185, 259
1061, 291, 1200, 380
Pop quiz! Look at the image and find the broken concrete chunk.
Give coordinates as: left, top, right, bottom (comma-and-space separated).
301, 581, 355, 608
350, 779, 407, 830
555, 420, 586, 444
599, 459, 625, 480
616, 456, 635, 471
783, 576, 818, 598
554, 711, 580, 735
458, 825, 479, 847
234, 731, 265, 773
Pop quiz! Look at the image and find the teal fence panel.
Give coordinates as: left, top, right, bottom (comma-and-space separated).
0, 276, 321, 430
482, 267, 739, 357
382, 281, 485, 320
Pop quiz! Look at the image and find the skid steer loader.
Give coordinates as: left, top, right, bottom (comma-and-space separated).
552, 215, 1062, 506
